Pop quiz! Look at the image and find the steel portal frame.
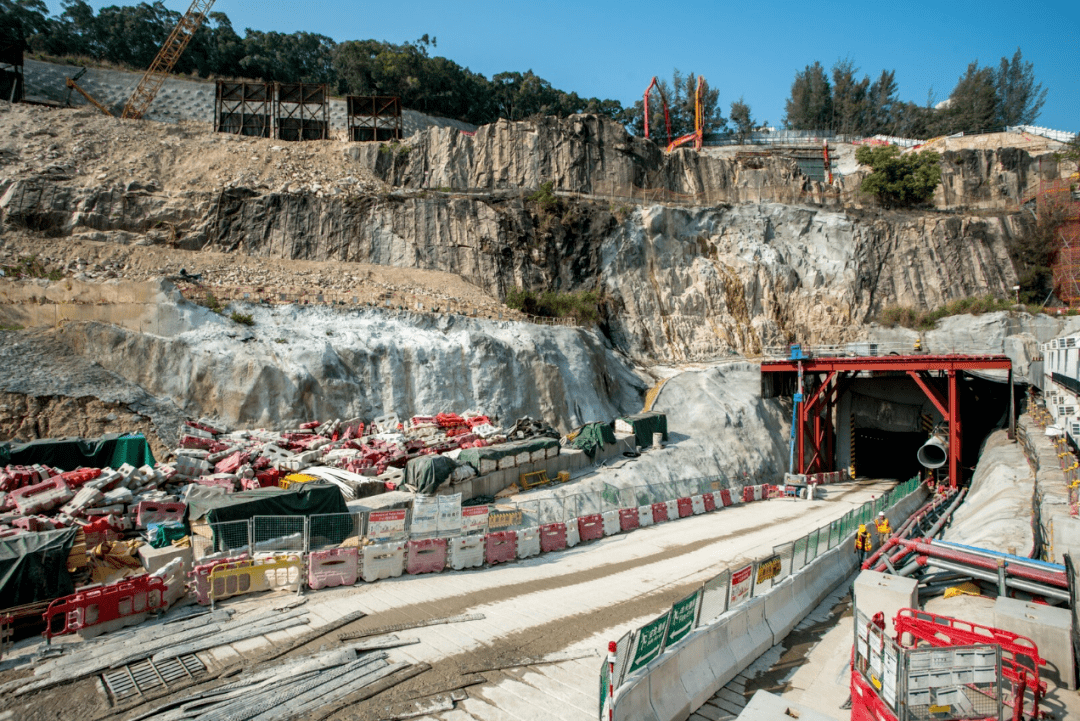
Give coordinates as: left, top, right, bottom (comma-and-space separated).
761, 354, 1014, 486
274, 83, 329, 141
346, 95, 401, 142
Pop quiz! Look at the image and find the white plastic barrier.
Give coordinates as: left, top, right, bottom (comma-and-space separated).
565, 518, 581, 547
690, 495, 706, 515
664, 500, 679, 521
638, 505, 654, 527
516, 527, 540, 559
360, 541, 406, 582
602, 510, 621, 536
449, 535, 485, 570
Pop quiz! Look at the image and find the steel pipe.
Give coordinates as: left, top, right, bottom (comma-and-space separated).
921, 558, 1070, 601
918, 434, 949, 469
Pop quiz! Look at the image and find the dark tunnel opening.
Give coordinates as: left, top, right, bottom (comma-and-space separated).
854, 430, 926, 480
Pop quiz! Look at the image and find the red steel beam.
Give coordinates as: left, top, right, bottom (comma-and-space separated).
761, 354, 1012, 373
907, 371, 950, 420
949, 370, 960, 487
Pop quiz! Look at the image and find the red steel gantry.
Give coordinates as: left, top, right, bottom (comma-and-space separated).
761, 353, 1013, 487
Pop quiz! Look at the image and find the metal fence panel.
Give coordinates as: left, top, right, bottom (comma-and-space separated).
772, 542, 794, 586
193, 519, 251, 559
252, 515, 307, 553
308, 512, 361, 551
791, 535, 808, 573
699, 569, 730, 625
613, 629, 634, 689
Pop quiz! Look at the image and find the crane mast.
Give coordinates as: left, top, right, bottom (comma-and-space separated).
121, 0, 216, 120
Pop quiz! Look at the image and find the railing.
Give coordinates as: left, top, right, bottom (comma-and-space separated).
760, 342, 1009, 360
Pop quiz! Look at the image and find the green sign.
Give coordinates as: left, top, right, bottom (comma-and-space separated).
628, 612, 670, 673
664, 589, 701, 647
599, 655, 610, 718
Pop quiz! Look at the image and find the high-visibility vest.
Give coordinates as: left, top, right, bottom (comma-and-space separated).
855, 530, 872, 551
876, 520, 891, 535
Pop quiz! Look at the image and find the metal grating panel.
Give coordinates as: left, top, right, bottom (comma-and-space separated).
101, 654, 205, 701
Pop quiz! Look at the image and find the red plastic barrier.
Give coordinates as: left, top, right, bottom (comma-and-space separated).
485, 531, 517, 565
720, 489, 733, 506
406, 538, 448, 575
742, 485, 754, 503
60, 468, 101, 489
10, 477, 71, 515
540, 523, 567, 552
651, 502, 669, 523
43, 574, 166, 639
308, 547, 359, 589
578, 514, 604, 541
703, 493, 716, 512
619, 508, 640, 531
676, 497, 693, 518
135, 501, 186, 528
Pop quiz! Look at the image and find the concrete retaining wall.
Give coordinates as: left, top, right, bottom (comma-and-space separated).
611, 484, 929, 721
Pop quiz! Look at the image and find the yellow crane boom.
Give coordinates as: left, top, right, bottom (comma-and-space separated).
121, 0, 216, 120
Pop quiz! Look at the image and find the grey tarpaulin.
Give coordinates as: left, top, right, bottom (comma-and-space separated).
405, 454, 460, 494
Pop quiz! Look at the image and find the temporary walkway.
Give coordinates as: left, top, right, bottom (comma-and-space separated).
761, 350, 1014, 485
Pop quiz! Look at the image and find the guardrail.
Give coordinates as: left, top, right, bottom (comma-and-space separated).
760, 342, 1010, 360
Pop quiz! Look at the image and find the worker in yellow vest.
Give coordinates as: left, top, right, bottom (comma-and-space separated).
855, 524, 873, 562
875, 511, 892, 539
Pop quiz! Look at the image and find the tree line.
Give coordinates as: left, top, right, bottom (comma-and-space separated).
784, 51, 1046, 138
0, 0, 623, 125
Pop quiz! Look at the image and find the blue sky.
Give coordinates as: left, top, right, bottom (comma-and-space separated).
66, 0, 1079, 132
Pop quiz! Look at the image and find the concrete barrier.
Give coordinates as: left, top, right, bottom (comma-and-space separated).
646, 646, 692, 721
763, 577, 799, 645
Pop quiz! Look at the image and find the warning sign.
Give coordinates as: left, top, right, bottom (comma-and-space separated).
462, 505, 489, 533
368, 509, 407, 540
756, 555, 782, 585
410, 496, 439, 535
729, 563, 754, 608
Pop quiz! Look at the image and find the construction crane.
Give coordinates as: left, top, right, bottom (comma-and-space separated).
121, 0, 215, 120
642, 76, 672, 148
667, 76, 705, 152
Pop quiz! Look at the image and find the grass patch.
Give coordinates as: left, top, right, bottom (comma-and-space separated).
195, 292, 225, 314
229, 311, 255, 326
878, 295, 1042, 330
275, 338, 288, 343
505, 287, 601, 324
527, 181, 558, 209
2, 256, 64, 281
0, 324, 24, 332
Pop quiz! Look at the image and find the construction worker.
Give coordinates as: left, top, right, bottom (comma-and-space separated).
855, 524, 873, 562
875, 511, 891, 539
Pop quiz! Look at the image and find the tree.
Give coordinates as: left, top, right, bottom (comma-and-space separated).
996, 48, 1046, 126
866, 69, 899, 135
0, 0, 50, 52
784, 61, 832, 130
729, 97, 757, 143
940, 62, 1001, 134
830, 59, 870, 135
856, 145, 942, 207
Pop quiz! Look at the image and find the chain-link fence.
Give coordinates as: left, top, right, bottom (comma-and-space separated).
251, 515, 307, 553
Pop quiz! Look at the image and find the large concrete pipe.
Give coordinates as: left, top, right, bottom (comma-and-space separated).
917, 434, 948, 469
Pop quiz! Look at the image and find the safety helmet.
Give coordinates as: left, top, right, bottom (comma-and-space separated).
878, 512, 885, 518
858, 524, 866, 532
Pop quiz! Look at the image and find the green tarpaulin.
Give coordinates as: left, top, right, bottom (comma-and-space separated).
198, 484, 348, 524
0, 433, 155, 471
405, 455, 460, 494
570, 422, 616, 460
0, 527, 77, 608
618, 412, 668, 449
457, 438, 559, 472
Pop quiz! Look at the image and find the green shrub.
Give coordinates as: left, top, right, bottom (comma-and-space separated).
877, 295, 1026, 330
2, 256, 64, 281
856, 146, 942, 207
527, 181, 558, 209
196, 292, 225, 314
505, 287, 601, 324
275, 338, 288, 343
0, 324, 24, 332
229, 311, 254, 326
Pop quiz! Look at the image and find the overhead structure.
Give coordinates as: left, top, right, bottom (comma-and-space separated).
667, 75, 705, 152
642, 76, 671, 148
1040, 176, 1080, 306
761, 348, 1014, 487
121, 0, 216, 120
214, 80, 272, 137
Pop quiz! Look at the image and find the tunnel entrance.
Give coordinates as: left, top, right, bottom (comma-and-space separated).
853, 429, 925, 480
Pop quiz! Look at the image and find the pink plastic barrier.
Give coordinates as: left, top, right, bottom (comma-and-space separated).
703, 493, 716, 512
677, 497, 693, 518
619, 508, 640, 531
43, 574, 165, 639
11, 477, 71, 515
578, 514, 604, 541
406, 538, 448, 575
651, 502, 669, 523
742, 485, 754, 502
308, 547, 359, 589
485, 531, 517, 565
540, 523, 567, 552
135, 501, 186, 528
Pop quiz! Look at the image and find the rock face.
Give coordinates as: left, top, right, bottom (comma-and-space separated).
2, 285, 648, 433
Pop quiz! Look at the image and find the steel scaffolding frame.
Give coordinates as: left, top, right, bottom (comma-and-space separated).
274, 83, 328, 142
214, 80, 272, 137
346, 96, 402, 142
